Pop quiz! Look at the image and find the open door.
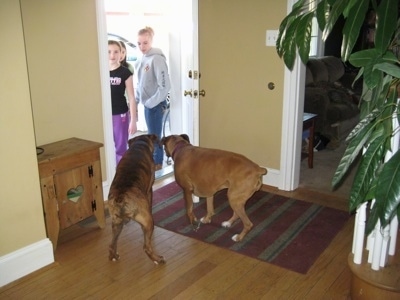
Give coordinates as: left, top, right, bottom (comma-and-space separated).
168, 0, 199, 145
178, 0, 199, 145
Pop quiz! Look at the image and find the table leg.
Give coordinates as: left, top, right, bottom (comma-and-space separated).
308, 119, 315, 168
92, 160, 106, 228
40, 177, 59, 251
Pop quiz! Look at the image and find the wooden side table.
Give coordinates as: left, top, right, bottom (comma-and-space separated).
303, 113, 317, 168
37, 138, 106, 250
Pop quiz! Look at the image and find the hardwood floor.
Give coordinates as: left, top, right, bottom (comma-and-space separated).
0, 175, 354, 299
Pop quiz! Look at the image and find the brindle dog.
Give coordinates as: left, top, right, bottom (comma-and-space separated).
108, 134, 165, 264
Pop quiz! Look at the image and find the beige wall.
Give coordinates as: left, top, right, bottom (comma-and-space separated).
199, 0, 285, 169
21, 0, 104, 149
0, 0, 104, 257
0, 0, 47, 255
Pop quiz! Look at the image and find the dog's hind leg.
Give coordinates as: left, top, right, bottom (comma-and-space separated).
221, 211, 239, 228
109, 214, 124, 261
225, 188, 255, 242
229, 202, 253, 242
135, 208, 165, 265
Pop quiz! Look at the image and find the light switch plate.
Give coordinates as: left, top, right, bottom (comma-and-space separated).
266, 30, 279, 47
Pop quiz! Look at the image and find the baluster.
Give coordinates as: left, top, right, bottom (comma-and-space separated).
353, 202, 367, 264
389, 215, 398, 256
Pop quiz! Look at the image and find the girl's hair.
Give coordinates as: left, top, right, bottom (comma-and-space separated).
119, 41, 128, 67
108, 40, 121, 50
138, 26, 154, 38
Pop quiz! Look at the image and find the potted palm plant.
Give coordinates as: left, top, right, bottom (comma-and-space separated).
276, 0, 399, 298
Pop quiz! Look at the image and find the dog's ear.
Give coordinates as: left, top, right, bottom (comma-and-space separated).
149, 134, 158, 143
180, 134, 190, 142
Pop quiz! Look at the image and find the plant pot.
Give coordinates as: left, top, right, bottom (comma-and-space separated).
348, 252, 400, 299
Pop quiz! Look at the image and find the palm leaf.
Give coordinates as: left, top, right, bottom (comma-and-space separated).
276, 15, 292, 57
397, 93, 400, 125
353, 67, 365, 85
296, 12, 314, 64
332, 122, 374, 188
349, 48, 378, 67
375, 74, 393, 109
341, 0, 370, 61
346, 108, 380, 141
382, 50, 400, 63
363, 61, 384, 89
343, 0, 360, 17
375, 150, 400, 227
349, 136, 386, 212
365, 176, 379, 201
322, 0, 347, 41
374, 62, 400, 78
366, 201, 380, 235
316, 0, 329, 30
381, 85, 397, 136
282, 17, 302, 70
397, 206, 400, 222
276, 0, 307, 56
291, 0, 307, 11
375, 0, 398, 54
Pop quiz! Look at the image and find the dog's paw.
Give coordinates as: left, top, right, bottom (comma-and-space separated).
154, 256, 166, 265
231, 234, 240, 242
192, 220, 201, 231
200, 217, 211, 224
110, 253, 120, 261
221, 221, 232, 228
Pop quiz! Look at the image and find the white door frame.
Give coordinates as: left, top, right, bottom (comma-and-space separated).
278, 0, 304, 191
168, 0, 199, 146
279, 58, 305, 190
96, 0, 116, 198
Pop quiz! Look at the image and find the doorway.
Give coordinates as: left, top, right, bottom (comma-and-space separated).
104, 0, 174, 179
100, 0, 199, 195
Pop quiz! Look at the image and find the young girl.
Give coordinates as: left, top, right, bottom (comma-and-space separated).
108, 40, 137, 165
119, 41, 135, 74
135, 26, 171, 170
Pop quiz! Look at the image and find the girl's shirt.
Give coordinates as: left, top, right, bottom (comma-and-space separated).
110, 65, 132, 115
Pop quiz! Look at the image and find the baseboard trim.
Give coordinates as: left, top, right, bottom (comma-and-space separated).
263, 167, 279, 187
0, 239, 54, 287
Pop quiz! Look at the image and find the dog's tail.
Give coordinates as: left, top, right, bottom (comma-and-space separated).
259, 167, 268, 175
255, 167, 268, 190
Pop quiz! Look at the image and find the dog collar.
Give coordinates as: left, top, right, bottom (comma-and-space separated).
171, 140, 189, 159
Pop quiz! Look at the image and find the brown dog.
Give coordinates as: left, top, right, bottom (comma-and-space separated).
108, 134, 165, 264
162, 134, 267, 242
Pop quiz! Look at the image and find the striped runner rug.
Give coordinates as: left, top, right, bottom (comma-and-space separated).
152, 181, 350, 274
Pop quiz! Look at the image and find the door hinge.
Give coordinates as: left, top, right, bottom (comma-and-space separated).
91, 199, 97, 212
88, 165, 94, 177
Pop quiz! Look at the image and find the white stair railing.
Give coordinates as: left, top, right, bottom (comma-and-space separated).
352, 99, 399, 270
